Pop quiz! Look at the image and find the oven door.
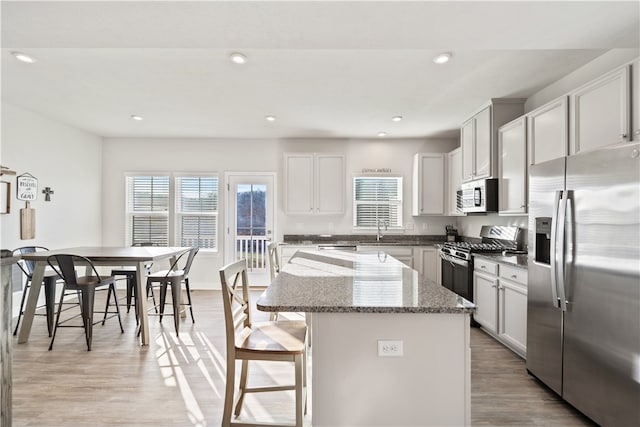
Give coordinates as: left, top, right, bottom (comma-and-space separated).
440, 251, 474, 302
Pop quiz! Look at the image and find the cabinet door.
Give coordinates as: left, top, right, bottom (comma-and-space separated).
446, 148, 465, 216
316, 154, 345, 214
632, 60, 640, 142
474, 106, 492, 178
498, 117, 527, 215
473, 271, 498, 333
499, 280, 528, 356
461, 119, 475, 181
413, 153, 445, 215
527, 96, 568, 165
570, 65, 631, 154
420, 247, 438, 283
285, 154, 314, 214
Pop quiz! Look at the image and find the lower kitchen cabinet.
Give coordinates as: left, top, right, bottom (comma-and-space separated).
280, 244, 315, 265
358, 245, 413, 268
413, 246, 441, 285
473, 256, 528, 358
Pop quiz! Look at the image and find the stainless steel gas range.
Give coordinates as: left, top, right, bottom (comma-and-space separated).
440, 226, 523, 303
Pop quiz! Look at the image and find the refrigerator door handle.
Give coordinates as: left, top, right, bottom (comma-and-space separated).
549, 190, 562, 309
556, 191, 569, 312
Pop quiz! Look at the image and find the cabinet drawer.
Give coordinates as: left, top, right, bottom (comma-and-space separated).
474, 258, 498, 275
500, 264, 528, 285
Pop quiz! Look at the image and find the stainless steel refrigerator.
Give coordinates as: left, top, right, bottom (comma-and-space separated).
527, 141, 640, 426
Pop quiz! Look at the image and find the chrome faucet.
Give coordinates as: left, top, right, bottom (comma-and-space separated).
377, 219, 388, 242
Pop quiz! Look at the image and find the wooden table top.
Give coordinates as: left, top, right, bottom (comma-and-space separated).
20, 246, 190, 262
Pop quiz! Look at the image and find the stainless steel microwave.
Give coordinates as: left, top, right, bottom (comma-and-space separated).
456, 178, 498, 213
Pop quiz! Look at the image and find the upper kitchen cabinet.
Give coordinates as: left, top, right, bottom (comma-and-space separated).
498, 116, 527, 215
526, 96, 568, 165
461, 99, 525, 182
446, 148, 465, 216
570, 65, 631, 154
284, 153, 345, 215
412, 153, 445, 216
633, 59, 640, 142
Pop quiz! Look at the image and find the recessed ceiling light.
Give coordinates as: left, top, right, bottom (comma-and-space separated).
377, 132, 387, 138
265, 115, 276, 122
230, 52, 247, 64
433, 52, 452, 64
11, 51, 36, 64
391, 116, 403, 122
130, 115, 144, 121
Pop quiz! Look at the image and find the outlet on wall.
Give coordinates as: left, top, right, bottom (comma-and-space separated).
377, 340, 403, 357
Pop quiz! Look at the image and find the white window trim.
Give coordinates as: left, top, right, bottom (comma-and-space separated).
352, 174, 405, 232
174, 173, 220, 253
124, 172, 220, 252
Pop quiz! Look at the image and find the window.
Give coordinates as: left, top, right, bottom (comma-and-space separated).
353, 176, 403, 228
175, 176, 218, 250
126, 175, 170, 246
125, 174, 219, 250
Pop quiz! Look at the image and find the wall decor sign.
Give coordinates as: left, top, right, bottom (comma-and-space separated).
361, 168, 392, 173
16, 173, 38, 201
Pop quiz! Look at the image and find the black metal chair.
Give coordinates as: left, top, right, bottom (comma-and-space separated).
47, 254, 124, 351
110, 242, 156, 322
145, 247, 198, 336
12, 246, 61, 337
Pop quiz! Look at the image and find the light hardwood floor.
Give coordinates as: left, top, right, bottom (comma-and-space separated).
11, 290, 596, 426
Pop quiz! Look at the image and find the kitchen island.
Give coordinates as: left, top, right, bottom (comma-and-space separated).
257, 249, 475, 426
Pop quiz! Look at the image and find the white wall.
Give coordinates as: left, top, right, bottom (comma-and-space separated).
102, 137, 458, 288
1, 103, 103, 251
1, 102, 103, 315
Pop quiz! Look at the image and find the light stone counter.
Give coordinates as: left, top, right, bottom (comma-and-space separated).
257, 249, 474, 314
257, 249, 473, 427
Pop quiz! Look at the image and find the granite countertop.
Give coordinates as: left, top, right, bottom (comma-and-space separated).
473, 253, 528, 269
257, 249, 475, 314
283, 234, 446, 247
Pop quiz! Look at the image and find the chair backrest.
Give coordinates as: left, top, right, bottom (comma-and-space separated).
219, 259, 251, 355
47, 254, 101, 287
164, 247, 199, 278
13, 246, 49, 278
267, 242, 280, 281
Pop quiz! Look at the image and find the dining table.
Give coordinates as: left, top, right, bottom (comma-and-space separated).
17, 246, 190, 346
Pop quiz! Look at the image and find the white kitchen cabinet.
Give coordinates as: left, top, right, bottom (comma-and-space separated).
446, 148, 465, 216
498, 116, 527, 215
473, 269, 499, 334
461, 99, 525, 182
358, 245, 413, 268
412, 153, 445, 216
284, 153, 345, 215
526, 96, 569, 165
280, 244, 315, 265
413, 246, 441, 285
474, 257, 528, 358
632, 59, 640, 142
499, 279, 528, 357
570, 65, 631, 154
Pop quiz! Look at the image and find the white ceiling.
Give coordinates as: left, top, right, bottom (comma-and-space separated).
2, 1, 639, 139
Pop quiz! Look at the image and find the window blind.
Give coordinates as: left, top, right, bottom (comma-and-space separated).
176, 176, 218, 250
353, 176, 403, 228
126, 176, 169, 246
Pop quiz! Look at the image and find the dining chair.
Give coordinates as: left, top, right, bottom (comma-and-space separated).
219, 258, 307, 427
47, 254, 124, 351
266, 242, 280, 321
145, 247, 198, 336
12, 246, 61, 337
110, 242, 156, 322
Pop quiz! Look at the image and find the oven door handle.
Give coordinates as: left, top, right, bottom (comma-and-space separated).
440, 252, 468, 267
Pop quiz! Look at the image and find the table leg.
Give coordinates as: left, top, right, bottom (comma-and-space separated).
17, 262, 45, 343
136, 261, 149, 345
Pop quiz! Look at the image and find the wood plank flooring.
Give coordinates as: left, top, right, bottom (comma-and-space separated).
11, 290, 596, 426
